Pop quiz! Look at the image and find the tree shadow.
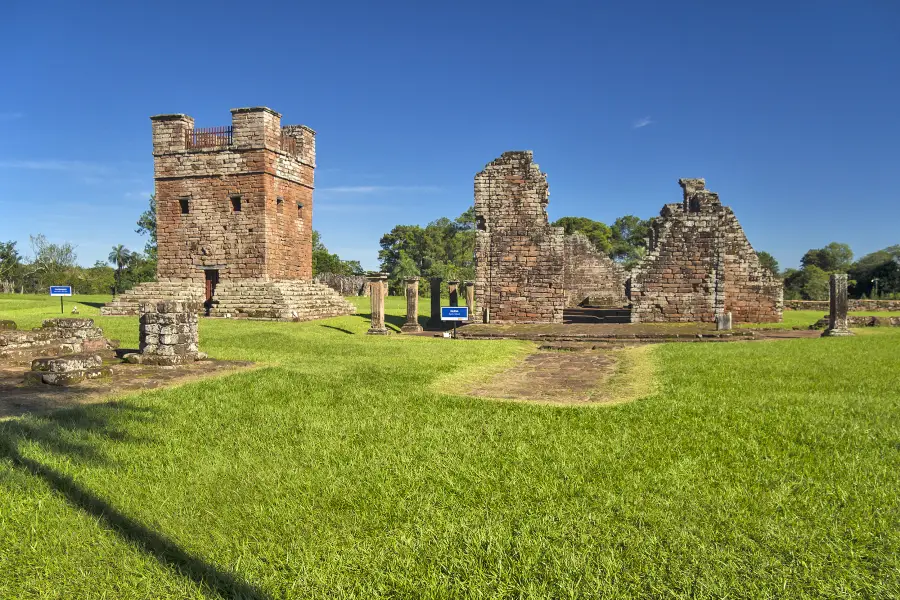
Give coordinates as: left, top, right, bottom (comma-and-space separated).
355, 312, 407, 332
0, 404, 270, 599
77, 302, 107, 309
320, 325, 355, 335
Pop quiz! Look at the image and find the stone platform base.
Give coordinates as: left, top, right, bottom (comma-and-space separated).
209, 279, 356, 321
101, 279, 356, 322
101, 281, 204, 316
0, 318, 113, 361
26, 353, 111, 386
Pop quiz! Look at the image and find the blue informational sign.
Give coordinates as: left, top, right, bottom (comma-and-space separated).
441, 306, 469, 321
49, 286, 73, 296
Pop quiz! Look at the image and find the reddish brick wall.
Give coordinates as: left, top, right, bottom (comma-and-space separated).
151, 107, 315, 284
474, 152, 566, 323
629, 179, 782, 323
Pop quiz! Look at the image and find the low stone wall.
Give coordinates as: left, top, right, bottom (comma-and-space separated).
0, 318, 110, 361
786, 299, 900, 312
314, 273, 368, 296
811, 315, 900, 329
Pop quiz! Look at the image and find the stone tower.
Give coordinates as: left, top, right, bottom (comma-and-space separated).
152, 107, 315, 282
103, 107, 354, 321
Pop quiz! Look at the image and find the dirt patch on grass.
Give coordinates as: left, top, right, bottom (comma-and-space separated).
0, 354, 253, 419
463, 343, 657, 406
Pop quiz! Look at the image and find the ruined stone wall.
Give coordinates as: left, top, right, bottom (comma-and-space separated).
314, 273, 368, 296
563, 233, 627, 307
474, 151, 566, 323
785, 299, 900, 311
629, 179, 782, 323
151, 107, 314, 284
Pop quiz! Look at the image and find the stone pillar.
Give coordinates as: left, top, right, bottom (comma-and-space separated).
448, 280, 460, 307
822, 273, 853, 337
715, 312, 732, 331
366, 273, 390, 335
464, 280, 475, 321
129, 301, 203, 365
401, 277, 423, 333
428, 277, 442, 328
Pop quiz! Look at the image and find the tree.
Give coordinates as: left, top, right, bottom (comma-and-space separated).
784, 265, 830, 300
756, 251, 780, 277
312, 231, 364, 277
610, 215, 653, 267
22, 234, 77, 292
849, 245, 900, 298
0, 241, 21, 293
108, 244, 133, 295
552, 217, 612, 254
135, 195, 157, 258
800, 242, 853, 273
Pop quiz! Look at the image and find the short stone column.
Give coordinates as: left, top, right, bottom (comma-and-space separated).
428, 277, 442, 328
464, 280, 475, 321
401, 277, 423, 333
366, 273, 390, 335
448, 280, 460, 307
126, 301, 203, 365
822, 273, 853, 337
715, 312, 732, 330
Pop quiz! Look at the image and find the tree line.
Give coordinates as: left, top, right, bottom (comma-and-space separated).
0, 195, 361, 295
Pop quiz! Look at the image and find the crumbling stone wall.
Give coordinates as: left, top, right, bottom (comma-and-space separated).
629, 179, 782, 323
563, 233, 627, 307
0, 318, 110, 361
785, 299, 900, 312
151, 107, 315, 284
314, 273, 368, 296
474, 152, 566, 323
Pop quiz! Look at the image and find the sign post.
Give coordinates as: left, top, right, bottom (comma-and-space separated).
440, 306, 468, 339
49, 286, 73, 314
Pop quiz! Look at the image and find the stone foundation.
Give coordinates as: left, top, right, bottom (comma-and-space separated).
785, 299, 900, 312
209, 279, 355, 321
26, 354, 111, 386
126, 301, 202, 366
101, 280, 205, 316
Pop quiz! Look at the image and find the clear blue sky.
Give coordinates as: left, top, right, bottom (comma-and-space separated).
1, 0, 898, 272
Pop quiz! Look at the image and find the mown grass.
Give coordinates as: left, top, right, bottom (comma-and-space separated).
0, 293, 899, 598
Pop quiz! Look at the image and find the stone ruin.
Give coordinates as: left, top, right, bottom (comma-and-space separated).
103, 107, 355, 321
629, 179, 782, 323
474, 151, 628, 324
0, 318, 110, 362
124, 301, 205, 365
474, 152, 783, 325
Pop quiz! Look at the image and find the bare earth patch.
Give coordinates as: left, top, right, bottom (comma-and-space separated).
465, 343, 656, 406
0, 353, 253, 419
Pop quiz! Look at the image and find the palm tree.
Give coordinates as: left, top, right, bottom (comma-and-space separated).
108, 245, 131, 296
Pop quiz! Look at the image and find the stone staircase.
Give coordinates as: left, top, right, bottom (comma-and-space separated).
209, 279, 357, 321
101, 281, 205, 316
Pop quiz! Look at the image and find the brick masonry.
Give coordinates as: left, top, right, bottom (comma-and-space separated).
474, 152, 567, 323
102, 107, 354, 320
628, 179, 783, 324
563, 232, 627, 307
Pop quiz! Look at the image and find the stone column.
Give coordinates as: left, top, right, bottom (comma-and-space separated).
448, 280, 460, 307
366, 273, 390, 335
822, 273, 853, 337
715, 311, 732, 331
464, 280, 475, 322
428, 277, 442, 328
401, 277, 423, 333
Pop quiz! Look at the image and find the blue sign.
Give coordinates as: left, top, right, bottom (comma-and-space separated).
441, 306, 469, 321
49, 286, 72, 297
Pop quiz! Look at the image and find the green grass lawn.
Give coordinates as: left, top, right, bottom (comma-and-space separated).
1, 294, 899, 598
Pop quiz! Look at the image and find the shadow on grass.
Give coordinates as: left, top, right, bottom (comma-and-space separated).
0, 404, 270, 600
320, 324, 355, 335
77, 302, 107, 309
356, 312, 407, 332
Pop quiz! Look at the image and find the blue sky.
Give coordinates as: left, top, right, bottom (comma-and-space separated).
1, 0, 898, 272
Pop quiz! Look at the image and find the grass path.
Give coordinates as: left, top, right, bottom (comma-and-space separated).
0, 294, 898, 598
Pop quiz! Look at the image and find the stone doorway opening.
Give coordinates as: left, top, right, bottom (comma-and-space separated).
204, 269, 219, 315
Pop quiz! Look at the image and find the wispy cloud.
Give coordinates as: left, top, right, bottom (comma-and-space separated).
0, 159, 111, 174
633, 116, 653, 129
318, 185, 441, 194
316, 202, 401, 213
124, 190, 153, 200
0, 112, 24, 121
